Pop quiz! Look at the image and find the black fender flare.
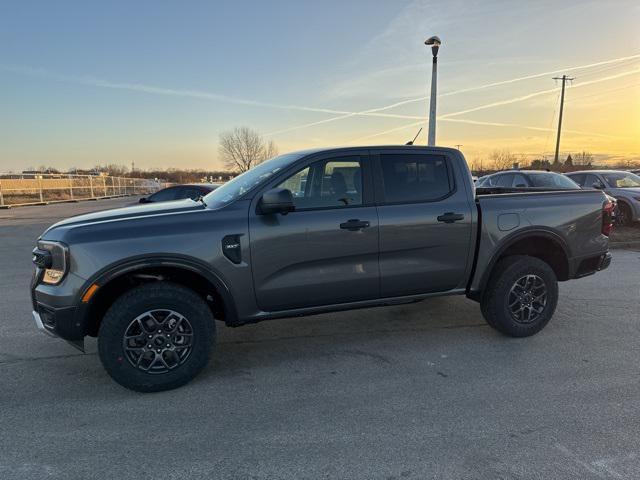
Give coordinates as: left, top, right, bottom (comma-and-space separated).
474, 227, 571, 296
75, 254, 239, 330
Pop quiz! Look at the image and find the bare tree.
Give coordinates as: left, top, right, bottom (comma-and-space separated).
488, 150, 518, 170
574, 151, 594, 166
219, 127, 278, 173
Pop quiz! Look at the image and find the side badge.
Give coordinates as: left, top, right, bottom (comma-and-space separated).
222, 235, 243, 264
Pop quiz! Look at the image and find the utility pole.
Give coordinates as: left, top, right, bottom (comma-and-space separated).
455, 144, 463, 150
552, 75, 574, 164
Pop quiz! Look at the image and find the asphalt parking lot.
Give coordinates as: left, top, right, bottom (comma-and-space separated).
1, 198, 639, 480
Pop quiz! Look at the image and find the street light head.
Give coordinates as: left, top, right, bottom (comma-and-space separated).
425, 35, 441, 57
425, 36, 441, 46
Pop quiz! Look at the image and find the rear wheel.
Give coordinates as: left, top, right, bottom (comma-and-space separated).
617, 203, 633, 226
98, 282, 215, 392
481, 255, 558, 337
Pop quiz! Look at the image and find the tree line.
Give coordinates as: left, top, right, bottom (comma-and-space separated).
468, 150, 639, 176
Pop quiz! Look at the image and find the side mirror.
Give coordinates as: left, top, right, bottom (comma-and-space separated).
592, 182, 604, 190
139, 197, 149, 203
259, 188, 295, 215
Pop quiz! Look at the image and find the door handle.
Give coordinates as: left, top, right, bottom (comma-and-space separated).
437, 212, 464, 223
340, 219, 370, 231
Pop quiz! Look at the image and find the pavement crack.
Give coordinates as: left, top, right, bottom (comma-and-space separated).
0, 351, 95, 366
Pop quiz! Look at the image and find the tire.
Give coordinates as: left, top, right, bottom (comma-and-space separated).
617, 202, 633, 226
480, 255, 558, 337
98, 282, 215, 392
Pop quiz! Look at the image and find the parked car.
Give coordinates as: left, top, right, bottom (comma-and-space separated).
475, 170, 580, 189
31, 146, 613, 392
565, 170, 640, 225
139, 183, 221, 204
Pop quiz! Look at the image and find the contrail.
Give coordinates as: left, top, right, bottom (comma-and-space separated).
268, 53, 640, 135
0, 64, 371, 118
2, 55, 637, 136
357, 68, 640, 142
349, 117, 622, 144
350, 121, 425, 143
441, 118, 624, 139
440, 68, 640, 119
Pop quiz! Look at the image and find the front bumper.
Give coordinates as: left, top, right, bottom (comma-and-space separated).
32, 311, 56, 337
32, 304, 85, 351
31, 268, 86, 351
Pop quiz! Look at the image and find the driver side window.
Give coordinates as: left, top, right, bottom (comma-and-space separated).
277, 157, 362, 209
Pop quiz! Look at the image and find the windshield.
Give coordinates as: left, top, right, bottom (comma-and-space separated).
602, 171, 640, 188
527, 173, 580, 189
203, 152, 307, 208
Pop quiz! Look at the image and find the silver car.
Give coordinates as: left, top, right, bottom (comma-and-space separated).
566, 170, 640, 225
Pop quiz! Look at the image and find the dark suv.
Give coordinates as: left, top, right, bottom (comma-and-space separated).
31, 146, 612, 391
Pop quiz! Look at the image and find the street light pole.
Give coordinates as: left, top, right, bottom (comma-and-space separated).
425, 36, 441, 146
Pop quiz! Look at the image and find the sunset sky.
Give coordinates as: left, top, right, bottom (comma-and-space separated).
1, 0, 639, 172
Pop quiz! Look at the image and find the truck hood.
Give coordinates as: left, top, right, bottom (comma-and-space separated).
43, 199, 204, 234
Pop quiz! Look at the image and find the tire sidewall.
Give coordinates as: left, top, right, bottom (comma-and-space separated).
617, 203, 632, 226
487, 256, 558, 337
98, 283, 214, 392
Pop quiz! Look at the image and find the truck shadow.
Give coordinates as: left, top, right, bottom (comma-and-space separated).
200, 296, 489, 381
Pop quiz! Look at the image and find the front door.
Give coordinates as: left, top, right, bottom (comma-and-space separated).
373, 150, 474, 297
249, 152, 379, 311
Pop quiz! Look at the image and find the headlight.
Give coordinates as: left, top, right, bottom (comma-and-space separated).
33, 241, 69, 285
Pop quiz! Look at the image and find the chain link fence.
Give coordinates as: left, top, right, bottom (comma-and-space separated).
0, 173, 167, 207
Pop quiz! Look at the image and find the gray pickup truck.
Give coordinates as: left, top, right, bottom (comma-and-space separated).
31, 146, 614, 391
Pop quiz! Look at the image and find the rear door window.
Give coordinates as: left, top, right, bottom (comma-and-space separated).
379, 154, 452, 203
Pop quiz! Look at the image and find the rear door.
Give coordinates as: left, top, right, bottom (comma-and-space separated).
249, 151, 379, 311
373, 149, 474, 297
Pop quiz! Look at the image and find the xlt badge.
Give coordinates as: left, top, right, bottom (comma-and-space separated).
222, 235, 243, 264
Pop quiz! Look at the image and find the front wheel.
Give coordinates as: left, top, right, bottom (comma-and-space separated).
98, 282, 215, 392
481, 255, 558, 337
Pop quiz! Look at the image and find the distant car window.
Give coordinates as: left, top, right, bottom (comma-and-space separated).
148, 187, 178, 202
527, 173, 580, 189
495, 173, 514, 187
512, 173, 529, 187
475, 176, 489, 187
567, 173, 586, 186
583, 174, 603, 189
277, 157, 362, 209
380, 154, 451, 203
602, 172, 640, 188
181, 187, 209, 200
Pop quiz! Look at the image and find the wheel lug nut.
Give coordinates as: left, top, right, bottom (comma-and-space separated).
147, 344, 152, 348
156, 349, 161, 353
166, 344, 170, 347
148, 335, 152, 338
